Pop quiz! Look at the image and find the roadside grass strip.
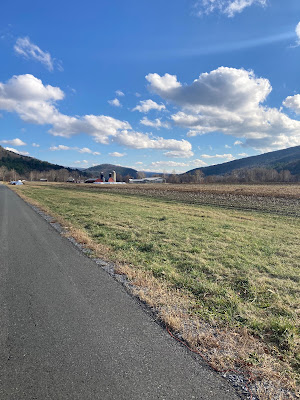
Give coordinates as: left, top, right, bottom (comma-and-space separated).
13, 183, 300, 399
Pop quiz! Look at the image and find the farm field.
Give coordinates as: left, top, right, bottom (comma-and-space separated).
47, 182, 300, 216
12, 182, 300, 398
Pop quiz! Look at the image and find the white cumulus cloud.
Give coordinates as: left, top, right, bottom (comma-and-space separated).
0, 74, 194, 156
14, 37, 55, 71
50, 145, 100, 155
0, 74, 131, 144
140, 117, 170, 129
146, 67, 300, 151
132, 99, 166, 113
114, 130, 193, 157
115, 90, 125, 97
108, 98, 122, 107
0, 138, 26, 146
78, 147, 100, 155
283, 94, 300, 114
50, 145, 71, 151
163, 150, 194, 158
146, 73, 181, 92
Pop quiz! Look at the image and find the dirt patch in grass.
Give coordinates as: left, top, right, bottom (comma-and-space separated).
11, 183, 300, 399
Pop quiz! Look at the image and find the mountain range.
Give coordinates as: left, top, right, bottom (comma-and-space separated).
187, 146, 300, 176
1, 145, 299, 179
0, 146, 73, 175
84, 164, 138, 178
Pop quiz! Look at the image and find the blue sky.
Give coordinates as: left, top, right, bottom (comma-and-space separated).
0, 0, 300, 173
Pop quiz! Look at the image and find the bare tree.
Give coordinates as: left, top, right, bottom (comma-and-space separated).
0, 166, 8, 182
193, 170, 204, 184
137, 171, 146, 179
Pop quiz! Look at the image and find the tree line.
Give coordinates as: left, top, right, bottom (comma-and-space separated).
167, 167, 299, 184
0, 165, 299, 184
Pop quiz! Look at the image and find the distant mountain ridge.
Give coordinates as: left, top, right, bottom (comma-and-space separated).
84, 163, 138, 178
2, 144, 299, 180
187, 146, 300, 176
0, 146, 73, 174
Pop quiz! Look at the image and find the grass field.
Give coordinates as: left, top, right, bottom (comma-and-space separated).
12, 182, 300, 398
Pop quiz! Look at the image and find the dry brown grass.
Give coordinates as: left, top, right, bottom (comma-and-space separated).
116, 263, 299, 399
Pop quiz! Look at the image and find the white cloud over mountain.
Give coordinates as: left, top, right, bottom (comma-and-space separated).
201, 153, 234, 160
150, 158, 207, 170
193, 0, 267, 17
0, 138, 26, 146
146, 67, 300, 151
4, 147, 29, 156
14, 37, 55, 71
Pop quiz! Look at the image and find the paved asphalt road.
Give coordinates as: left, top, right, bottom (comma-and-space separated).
0, 184, 241, 400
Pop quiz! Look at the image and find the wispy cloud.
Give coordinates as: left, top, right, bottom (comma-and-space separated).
74, 160, 89, 165
160, 31, 295, 58
193, 0, 267, 18
201, 153, 234, 160
109, 152, 126, 157
14, 37, 56, 71
50, 145, 100, 155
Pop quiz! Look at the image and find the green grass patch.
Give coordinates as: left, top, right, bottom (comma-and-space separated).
15, 184, 300, 371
